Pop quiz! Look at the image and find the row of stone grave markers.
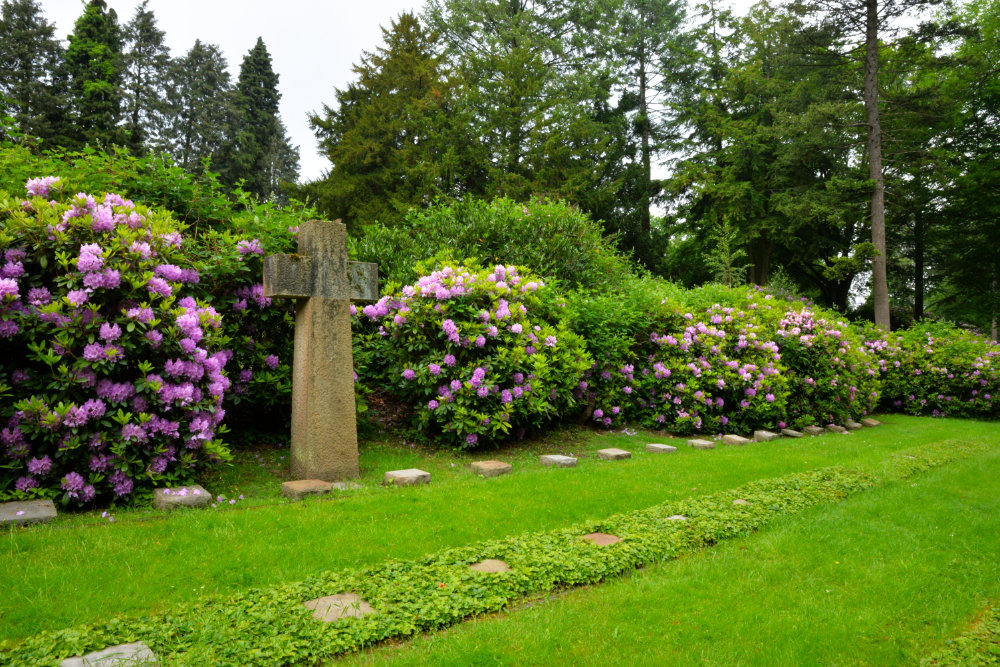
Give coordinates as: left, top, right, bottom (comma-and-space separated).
26, 419, 885, 665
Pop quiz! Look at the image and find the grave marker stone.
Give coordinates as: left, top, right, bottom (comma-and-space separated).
263, 220, 378, 481
0, 499, 56, 527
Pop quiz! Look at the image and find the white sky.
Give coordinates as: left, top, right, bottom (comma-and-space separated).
39, 0, 424, 181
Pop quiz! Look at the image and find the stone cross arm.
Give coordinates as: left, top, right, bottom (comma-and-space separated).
263, 255, 378, 301
261, 219, 378, 302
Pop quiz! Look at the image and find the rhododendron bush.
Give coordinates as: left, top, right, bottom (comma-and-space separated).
878, 322, 998, 418
356, 262, 591, 448
0, 178, 231, 504
571, 282, 882, 434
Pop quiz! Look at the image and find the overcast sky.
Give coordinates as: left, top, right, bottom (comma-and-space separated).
39, 0, 425, 181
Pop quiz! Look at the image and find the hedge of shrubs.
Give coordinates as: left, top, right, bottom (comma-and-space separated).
2, 165, 999, 504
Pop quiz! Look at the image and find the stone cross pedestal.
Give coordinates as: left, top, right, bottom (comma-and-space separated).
263, 220, 377, 480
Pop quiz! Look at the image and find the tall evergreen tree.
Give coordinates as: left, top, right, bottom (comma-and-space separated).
121, 0, 169, 154
611, 0, 686, 256
424, 0, 618, 206
159, 39, 231, 173
64, 0, 123, 149
220, 37, 298, 198
794, 0, 944, 329
0, 0, 67, 145
307, 12, 473, 229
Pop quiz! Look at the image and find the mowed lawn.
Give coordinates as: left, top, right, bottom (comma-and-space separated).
343, 440, 1000, 666
2, 416, 997, 654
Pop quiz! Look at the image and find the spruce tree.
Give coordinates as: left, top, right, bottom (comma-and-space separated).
122, 0, 169, 154
307, 12, 470, 229
0, 0, 67, 145
159, 40, 231, 172
221, 37, 298, 198
64, 0, 123, 148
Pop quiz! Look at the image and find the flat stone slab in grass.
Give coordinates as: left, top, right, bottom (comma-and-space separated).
722, 434, 751, 447
303, 593, 374, 622
282, 479, 332, 500
60, 642, 157, 666
383, 469, 430, 486
845, 420, 863, 430
666, 515, 687, 521
471, 460, 513, 478
754, 430, 780, 442
152, 485, 210, 510
688, 438, 715, 450
1, 499, 57, 527
826, 424, 848, 434
540, 454, 577, 468
862, 418, 882, 428
580, 532, 621, 546
781, 428, 803, 438
802, 426, 825, 436
733, 499, 751, 506
469, 559, 510, 573
596, 448, 632, 461
646, 443, 677, 454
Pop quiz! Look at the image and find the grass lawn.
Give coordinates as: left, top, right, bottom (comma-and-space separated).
1, 415, 997, 654
341, 440, 1000, 666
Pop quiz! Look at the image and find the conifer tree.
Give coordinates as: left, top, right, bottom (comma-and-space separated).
220, 37, 298, 198
307, 12, 471, 229
122, 0, 169, 154
0, 0, 67, 145
159, 39, 231, 172
64, 0, 123, 148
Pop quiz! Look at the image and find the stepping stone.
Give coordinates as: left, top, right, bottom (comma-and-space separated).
152, 485, 211, 510
781, 429, 803, 438
733, 499, 751, 506
722, 434, 751, 446
471, 460, 513, 477
469, 559, 510, 573
646, 443, 677, 454
303, 593, 374, 622
383, 469, 430, 486
687, 438, 715, 450
282, 479, 332, 500
596, 448, 632, 461
540, 454, 577, 468
60, 642, 157, 666
1, 499, 57, 527
861, 418, 882, 428
580, 532, 621, 546
754, 430, 779, 442
826, 424, 848, 434
802, 426, 825, 436
666, 515, 687, 521
845, 420, 863, 430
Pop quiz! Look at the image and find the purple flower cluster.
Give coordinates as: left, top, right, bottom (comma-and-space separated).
1, 179, 232, 506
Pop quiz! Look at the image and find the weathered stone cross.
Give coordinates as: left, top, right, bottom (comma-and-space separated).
262, 220, 378, 481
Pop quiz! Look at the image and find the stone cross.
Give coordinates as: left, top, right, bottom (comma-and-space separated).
263, 220, 378, 480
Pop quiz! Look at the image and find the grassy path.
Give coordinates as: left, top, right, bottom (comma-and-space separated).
341, 442, 1000, 666
1, 417, 996, 645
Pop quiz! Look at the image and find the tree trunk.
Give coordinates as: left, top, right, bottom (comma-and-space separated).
865, 0, 890, 331
913, 212, 924, 321
749, 234, 773, 285
638, 40, 651, 239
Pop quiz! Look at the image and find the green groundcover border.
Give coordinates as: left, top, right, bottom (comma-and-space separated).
0, 441, 991, 666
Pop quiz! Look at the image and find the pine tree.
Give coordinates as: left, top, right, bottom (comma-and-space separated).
122, 0, 169, 154
159, 40, 231, 172
0, 0, 67, 145
220, 37, 298, 198
64, 0, 123, 148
